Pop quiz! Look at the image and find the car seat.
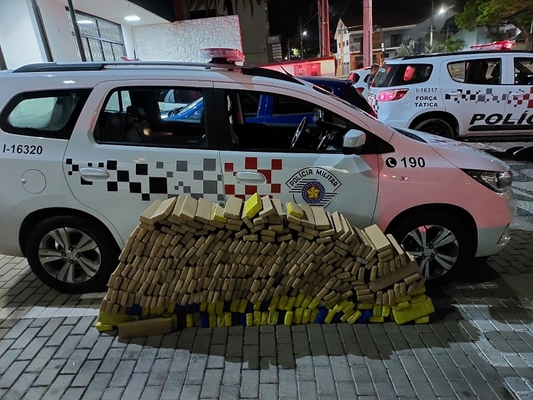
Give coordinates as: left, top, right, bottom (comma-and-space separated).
125, 105, 151, 143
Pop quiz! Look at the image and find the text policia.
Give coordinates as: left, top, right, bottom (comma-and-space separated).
470, 111, 533, 126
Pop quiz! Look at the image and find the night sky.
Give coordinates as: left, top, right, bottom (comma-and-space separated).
268, 0, 438, 53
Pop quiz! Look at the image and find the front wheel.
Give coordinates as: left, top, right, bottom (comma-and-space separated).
389, 212, 473, 286
414, 118, 455, 139
25, 216, 119, 293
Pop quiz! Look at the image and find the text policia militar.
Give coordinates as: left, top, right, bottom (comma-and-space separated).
470, 112, 533, 126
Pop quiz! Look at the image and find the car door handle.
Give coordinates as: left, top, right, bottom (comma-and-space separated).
510, 92, 524, 97
448, 91, 462, 97
79, 167, 110, 180
235, 171, 267, 185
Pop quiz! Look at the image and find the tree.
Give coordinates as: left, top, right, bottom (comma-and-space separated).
189, 0, 266, 16
455, 0, 533, 49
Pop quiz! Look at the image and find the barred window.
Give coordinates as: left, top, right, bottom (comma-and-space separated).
66, 9, 126, 62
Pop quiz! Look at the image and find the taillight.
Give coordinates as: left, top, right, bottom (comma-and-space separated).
356, 87, 364, 94
377, 89, 409, 102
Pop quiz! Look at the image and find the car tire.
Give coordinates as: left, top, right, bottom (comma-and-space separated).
414, 118, 455, 139
389, 211, 473, 286
25, 216, 119, 293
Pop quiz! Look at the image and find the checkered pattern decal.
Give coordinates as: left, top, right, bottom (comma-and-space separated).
65, 158, 224, 202
444, 88, 505, 104
506, 87, 533, 108
223, 157, 284, 200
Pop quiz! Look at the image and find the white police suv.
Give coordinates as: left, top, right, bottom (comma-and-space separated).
368, 46, 533, 140
0, 54, 516, 292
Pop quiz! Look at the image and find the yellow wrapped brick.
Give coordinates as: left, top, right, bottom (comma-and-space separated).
186, 314, 195, 328
357, 303, 373, 310
302, 309, 311, 324
278, 296, 288, 311
238, 299, 248, 314
254, 311, 262, 326
415, 316, 430, 324
347, 310, 362, 324
199, 302, 208, 312
209, 313, 217, 328
246, 313, 254, 327
216, 301, 224, 314
310, 309, 319, 322
411, 294, 428, 304
268, 310, 279, 325
96, 322, 114, 332
392, 297, 435, 325
269, 297, 280, 311
253, 301, 262, 311
324, 309, 336, 324
396, 295, 411, 303
244, 193, 262, 219
194, 313, 201, 327
382, 305, 391, 318
301, 295, 313, 309
98, 311, 129, 326
208, 303, 216, 315
341, 309, 356, 322
230, 299, 240, 313
224, 312, 232, 327
395, 301, 411, 311
285, 297, 296, 311
372, 304, 382, 317
294, 293, 306, 308
284, 311, 294, 326
167, 303, 176, 314
286, 202, 304, 218
212, 205, 228, 223
369, 316, 385, 323
217, 314, 225, 328
261, 312, 269, 326
141, 308, 149, 319
294, 308, 304, 324
308, 297, 321, 310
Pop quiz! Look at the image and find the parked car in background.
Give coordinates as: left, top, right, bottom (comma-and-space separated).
348, 67, 372, 98
368, 48, 533, 141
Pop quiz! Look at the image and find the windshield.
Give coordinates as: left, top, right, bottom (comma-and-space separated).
309, 84, 377, 119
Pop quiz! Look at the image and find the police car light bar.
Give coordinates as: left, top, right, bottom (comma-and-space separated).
199, 48, 245, 65
470, 40, 515, 51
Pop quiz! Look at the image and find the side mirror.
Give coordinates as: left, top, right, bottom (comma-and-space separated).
343, 129, 366, 154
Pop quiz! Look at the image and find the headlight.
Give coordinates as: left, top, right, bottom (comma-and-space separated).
462, 169, 513, 193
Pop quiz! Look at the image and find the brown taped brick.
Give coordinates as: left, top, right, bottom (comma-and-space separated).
223, 197, 243, 220
368, 261, 419, 292
139, 199, 164, 226
404, 273, 422, 285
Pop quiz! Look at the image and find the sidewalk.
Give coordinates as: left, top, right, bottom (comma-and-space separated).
0, 151, 532, 400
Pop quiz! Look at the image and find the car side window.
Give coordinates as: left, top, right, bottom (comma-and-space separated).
448, 58, 501, 84
0, 89, 91, 139
224, 89, 354, 153
513, 58, 533, 85
95, 87, 208, 148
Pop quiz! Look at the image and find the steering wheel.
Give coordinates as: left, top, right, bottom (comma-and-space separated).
291, 117, 308, 149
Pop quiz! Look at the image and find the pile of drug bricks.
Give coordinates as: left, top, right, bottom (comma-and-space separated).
97, 194, 434, 338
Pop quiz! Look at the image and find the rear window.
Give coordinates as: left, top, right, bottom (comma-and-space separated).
0, 89, 91, 139
373, 63, 433, 87
348, 72, 360, 83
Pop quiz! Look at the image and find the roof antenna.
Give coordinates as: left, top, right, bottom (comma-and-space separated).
263, 47, 293, 76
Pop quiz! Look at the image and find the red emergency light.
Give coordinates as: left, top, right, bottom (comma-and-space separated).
470, 40, 515, 51
199, 48, 245, 65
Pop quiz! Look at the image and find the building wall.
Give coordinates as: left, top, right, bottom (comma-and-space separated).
131, 16, 242, 62
37, 0, 78, 62
0, 0, 46, 68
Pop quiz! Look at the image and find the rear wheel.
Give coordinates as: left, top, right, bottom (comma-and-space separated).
25, 216, 119, 293
414, 118, 455, 139
389, 212, 473, 286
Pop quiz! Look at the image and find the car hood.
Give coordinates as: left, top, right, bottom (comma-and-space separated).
395, 128, 510, 172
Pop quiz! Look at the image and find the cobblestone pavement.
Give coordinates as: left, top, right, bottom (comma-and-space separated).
0, 153, 532, 400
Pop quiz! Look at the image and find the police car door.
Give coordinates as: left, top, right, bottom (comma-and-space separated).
214, 82, 379, 226
64, 80, 221, 244
505, 55, 533, 135
443, 56, 507, 137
